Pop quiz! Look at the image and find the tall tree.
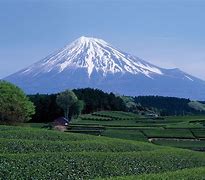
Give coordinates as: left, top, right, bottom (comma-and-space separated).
0, 81, 35, 124
70, 100, 84, 118
56, 90, 78, 120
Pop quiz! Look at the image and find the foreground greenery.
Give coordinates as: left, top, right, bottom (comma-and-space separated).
101, 167, 205, 180
0, 125, 205, 179
1, 150, 205, 179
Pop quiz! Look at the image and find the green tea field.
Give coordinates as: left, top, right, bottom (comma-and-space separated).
0, 111, 205, 179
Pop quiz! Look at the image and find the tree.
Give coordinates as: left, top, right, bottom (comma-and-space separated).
28, 94, 63, 123
56, 90, 78, 120
70, 100, 84, 118
0, 81, 35, 124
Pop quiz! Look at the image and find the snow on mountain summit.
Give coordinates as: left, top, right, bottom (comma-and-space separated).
5, 36, 205, 99
20, 36, 163, 78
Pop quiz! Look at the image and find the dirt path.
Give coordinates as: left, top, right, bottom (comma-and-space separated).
148, 137, 205, 142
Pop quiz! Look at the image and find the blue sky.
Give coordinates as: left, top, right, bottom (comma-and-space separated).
0, 0, 205, 79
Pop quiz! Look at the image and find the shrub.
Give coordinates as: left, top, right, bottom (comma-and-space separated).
0, 81, 35, 124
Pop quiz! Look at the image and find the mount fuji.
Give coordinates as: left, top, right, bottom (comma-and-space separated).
4, 36, 205, 99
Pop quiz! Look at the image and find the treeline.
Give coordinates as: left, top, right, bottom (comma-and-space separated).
134, 96, 203, 116
28, 88, 126, 123
73, 88, 126, 113
28, 89, 205, 123
29, 94, 63, 123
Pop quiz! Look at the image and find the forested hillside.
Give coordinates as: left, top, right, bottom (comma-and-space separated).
28, 88, 126, 123
134, 96, 205, 116
28, 89, 205, 123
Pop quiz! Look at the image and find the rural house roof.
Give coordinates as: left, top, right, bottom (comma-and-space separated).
53, 117, 69, 126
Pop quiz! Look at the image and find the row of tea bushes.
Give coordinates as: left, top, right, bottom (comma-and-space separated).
102, 167, 205, 180
0, 150, 205, 179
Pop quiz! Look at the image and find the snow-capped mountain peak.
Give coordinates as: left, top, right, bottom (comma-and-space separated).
5, 36, 205, 99
20, 36, 163, 78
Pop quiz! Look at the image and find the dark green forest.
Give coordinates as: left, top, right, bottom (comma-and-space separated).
28, 88, 205, 123
28, 88, 126, 123
134, 96, 203, 116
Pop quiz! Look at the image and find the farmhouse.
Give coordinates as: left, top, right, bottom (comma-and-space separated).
145, 113, 159, 118
52, 117, 69, 131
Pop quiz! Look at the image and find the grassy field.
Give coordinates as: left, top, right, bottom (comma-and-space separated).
1, 111, 205, 179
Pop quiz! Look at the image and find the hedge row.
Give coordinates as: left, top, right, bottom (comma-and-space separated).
143, 129, 195, 138
0, 138, 159, 154
0, 129, 96, 141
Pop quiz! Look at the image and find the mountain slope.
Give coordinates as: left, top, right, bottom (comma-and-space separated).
4, 36, 205, 99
